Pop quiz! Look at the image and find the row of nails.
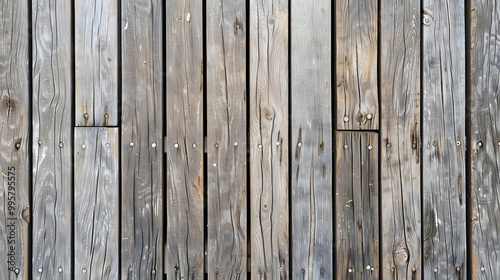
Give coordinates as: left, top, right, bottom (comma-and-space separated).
343, 114, 373, 122
83, 113, 108, 119
35, 267, 157, 274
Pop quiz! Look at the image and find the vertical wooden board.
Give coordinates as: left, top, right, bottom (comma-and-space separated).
335, 132, 379, 279
74, 128, 119, 279
207, 0, 247, 278
470, 0, 500, 278
291, 0, 333, 278
75, 0, 118, 126
380, 0, 421, 278
336, 0, 378, 130
422, 0, 467, 278
249, 0, 289, 279
165, 0, 204, 279
0, 0, 30, 278
121, 0, 163, 277
32, 0, 73, 278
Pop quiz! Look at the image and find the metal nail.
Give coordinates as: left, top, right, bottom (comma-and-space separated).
433, 141, 438, 146
106, 143, 110, 148
234, 141, 239, 147
58, 267, 63, 273
366, 113, 373, 120
152, 143, 157, 148
456, 266, 460, 272
84, 113, 89, 119
82, 144, 86, 149
320, 268, 324, 275
412, 267, 416, 272
386, 143, 391, 148
477, 141, 483, 147
129, 142, 134, 147
301, 268, 305, 274
104, 114, 109, 119
497, 141, 500, 146
279, 267, 283, 272
481, 267, 485, 272
366, 265, 371, 270
343, 116, 350, 122
192, 143, 197, 149
348, 268, 353, 273
14, 268, 19, 274
213, 163, 217, 167
237, 270, 241, 274
258, 144, 263, 149
174, 143, 179, 148
433, 268, 438, 273
344, 144, 349, 149
129, 267, 134, 273
15, 142, 21, 149
59, 142, 64, 148
259, 269, 263, 274
457, 141, 461, 146
38, 268, 43, 273
297, 142, 302, 148
152, 269, 156, 274
368, 145, 373, 150
82, 268, 87, 274
276, 141, 280, 146
412, 143, 417, 149
38, 140, 42, 145
215, 268, 219, 274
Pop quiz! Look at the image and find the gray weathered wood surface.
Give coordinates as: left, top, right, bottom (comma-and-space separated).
75, 0, 118, 127
0, 0, 30, 278
164, 0, 204, 279
380, 0, 421, 278
470, 0, 500, 278
291, 0, 333, 278
249, 0, 289, 279
422, 0, 467, 278
120, 0, 163, 277
74, 128, 119, 280
336, 0, 378, 130
32, 0, 73, 278
207, 0, 248, 278
335, 132, 379, 280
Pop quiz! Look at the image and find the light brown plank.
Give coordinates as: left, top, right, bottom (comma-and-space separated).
74, 128, 119, 279
207, 0, 247, 278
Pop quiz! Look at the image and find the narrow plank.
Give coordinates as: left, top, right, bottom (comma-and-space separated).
335, 132, 379, 279
207, 0, 247, 278
32, 0, 73, 278
0, 0, 30, 278
249, 0, 289, 278
470, 0, 500, 278
422, 0, 467, 278
336, 0, 378, 130
291, 0, 333, 278
75, 0, 118, 126
165, 0, 204, 278
121, 0, 163, 277
74, 128, 119, 279
380, 0, 421, 278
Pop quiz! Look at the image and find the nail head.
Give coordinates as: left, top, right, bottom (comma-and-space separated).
343, 116, 350, 122
344, 144, 349, 149
481, 267, 485, 272
279, 267, 283, 272
14, 268, 19, 274
412, 267, 416, 272
38, 268, 43, 273
368, 145, 373, 150
234, 141, 239, 147
174, 143, 179, 148
457, 141, 461, 146
259, 269, 263, 274
84, 113, 89, 119
412, 143, 417, 149
478, 141, 483, 147
15, 142, 21, 149
58, 267, 63, 273
105, 143, 110, 148
104, 114, 109, 119
215, 268, 219, 274
366, 113, 373, 120
82, 268, 87, 274
129, 142, 134, 147
258, 144, 263, 149
456, 266, 460, 272
386, 143, 391, 148
152, 269, 156, 274
366, 265, 371, 270
434, 268, 438, 273
129, 267, 133, 272
81, 144, 86, 149
59, 142, 64, 148
152, 143, 157, 148
192, 143, 197, 149
297, 142, 302, 148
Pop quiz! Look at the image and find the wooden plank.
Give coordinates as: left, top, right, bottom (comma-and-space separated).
75, 0, 118, 126
0, 0, 30, 278
291, 0, 333, 278
380, 0, 421, 278
335, 132, 379, 279
164, 0, 204, 278
32, 0, 73, 278
249, 0, 289, 278
206, 0, 247, 278
74, 128, 119, 279
470, 0, 500, 278
121, 0, 163, 277
422, 0, 467, 278
336, 0, 378, 130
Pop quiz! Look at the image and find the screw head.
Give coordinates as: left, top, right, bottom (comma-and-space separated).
59, 142, 64, 148
38, 268, 43, 273
366, 113, 373, 120
234, 141, 239, 147
105, 143, 110, 148
477, 141, 483, 147
15, 142, 21, 149
58, 267, 63, 273
84, 113, 89, 119
14, 268, 19, 274
344, 144, 349, 149
81, 144, 86, 149
192, 143, 197, 149
258, 144, 263, 149
174, 143, 179, 148
152, 143, 157, 148
386, 143, 391, 148
82, 268, 87, 274
343, 116, 350, 122
368, 145, 373, 150
129, 142, 134, 147
297, 142, 302, 148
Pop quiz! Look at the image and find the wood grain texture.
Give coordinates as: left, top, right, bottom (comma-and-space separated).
335, 132, 379, 280
0, 0, 30, 278
336, 0, 378, 130
291, 0, 333, 278
422, 0, 467, 278
380, 0, 421, 278
470, 0, 500, 278
165, 1, 204, 279
249, 0, 289, 279
207, 0, 247, 278
75, 0, 118, 126
120, 0, 163, 277
32, 0, 73, 278
74, 128, 119, 280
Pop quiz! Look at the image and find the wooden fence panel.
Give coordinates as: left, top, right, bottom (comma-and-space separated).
120, 0, 163, 277
32, 0, 73, 278
336, 0, 378, 130
335, 132, 379, 279
207, 0, 247, 278
74, 128, 119, 279
0, 0, 30, 278
471, 0, 500, 278
249, 0, 289, 279
165, 0, 204, 279
291, 0, 333, 278
380, 0, 421, 278
75, 0, 118, 126
422, 0, 467, 278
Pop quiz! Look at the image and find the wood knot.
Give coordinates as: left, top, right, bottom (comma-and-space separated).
22, 207, 30, 223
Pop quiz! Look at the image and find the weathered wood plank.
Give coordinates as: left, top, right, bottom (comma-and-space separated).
380, 0, 421, 278
75, 0, 118, 126
335, 132, 379, 279
249, 0, 289, 278
422, 0, 467, 278
74, 128, 119, 280
121, 0, 163, 277
291, 0, 333, 278
32, 0, 73, 278
165, 0, 204, 278
470, 0, 500, 278
336, 0, 378, 130
207, 0, 247, 278
0, 0, 30, 278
